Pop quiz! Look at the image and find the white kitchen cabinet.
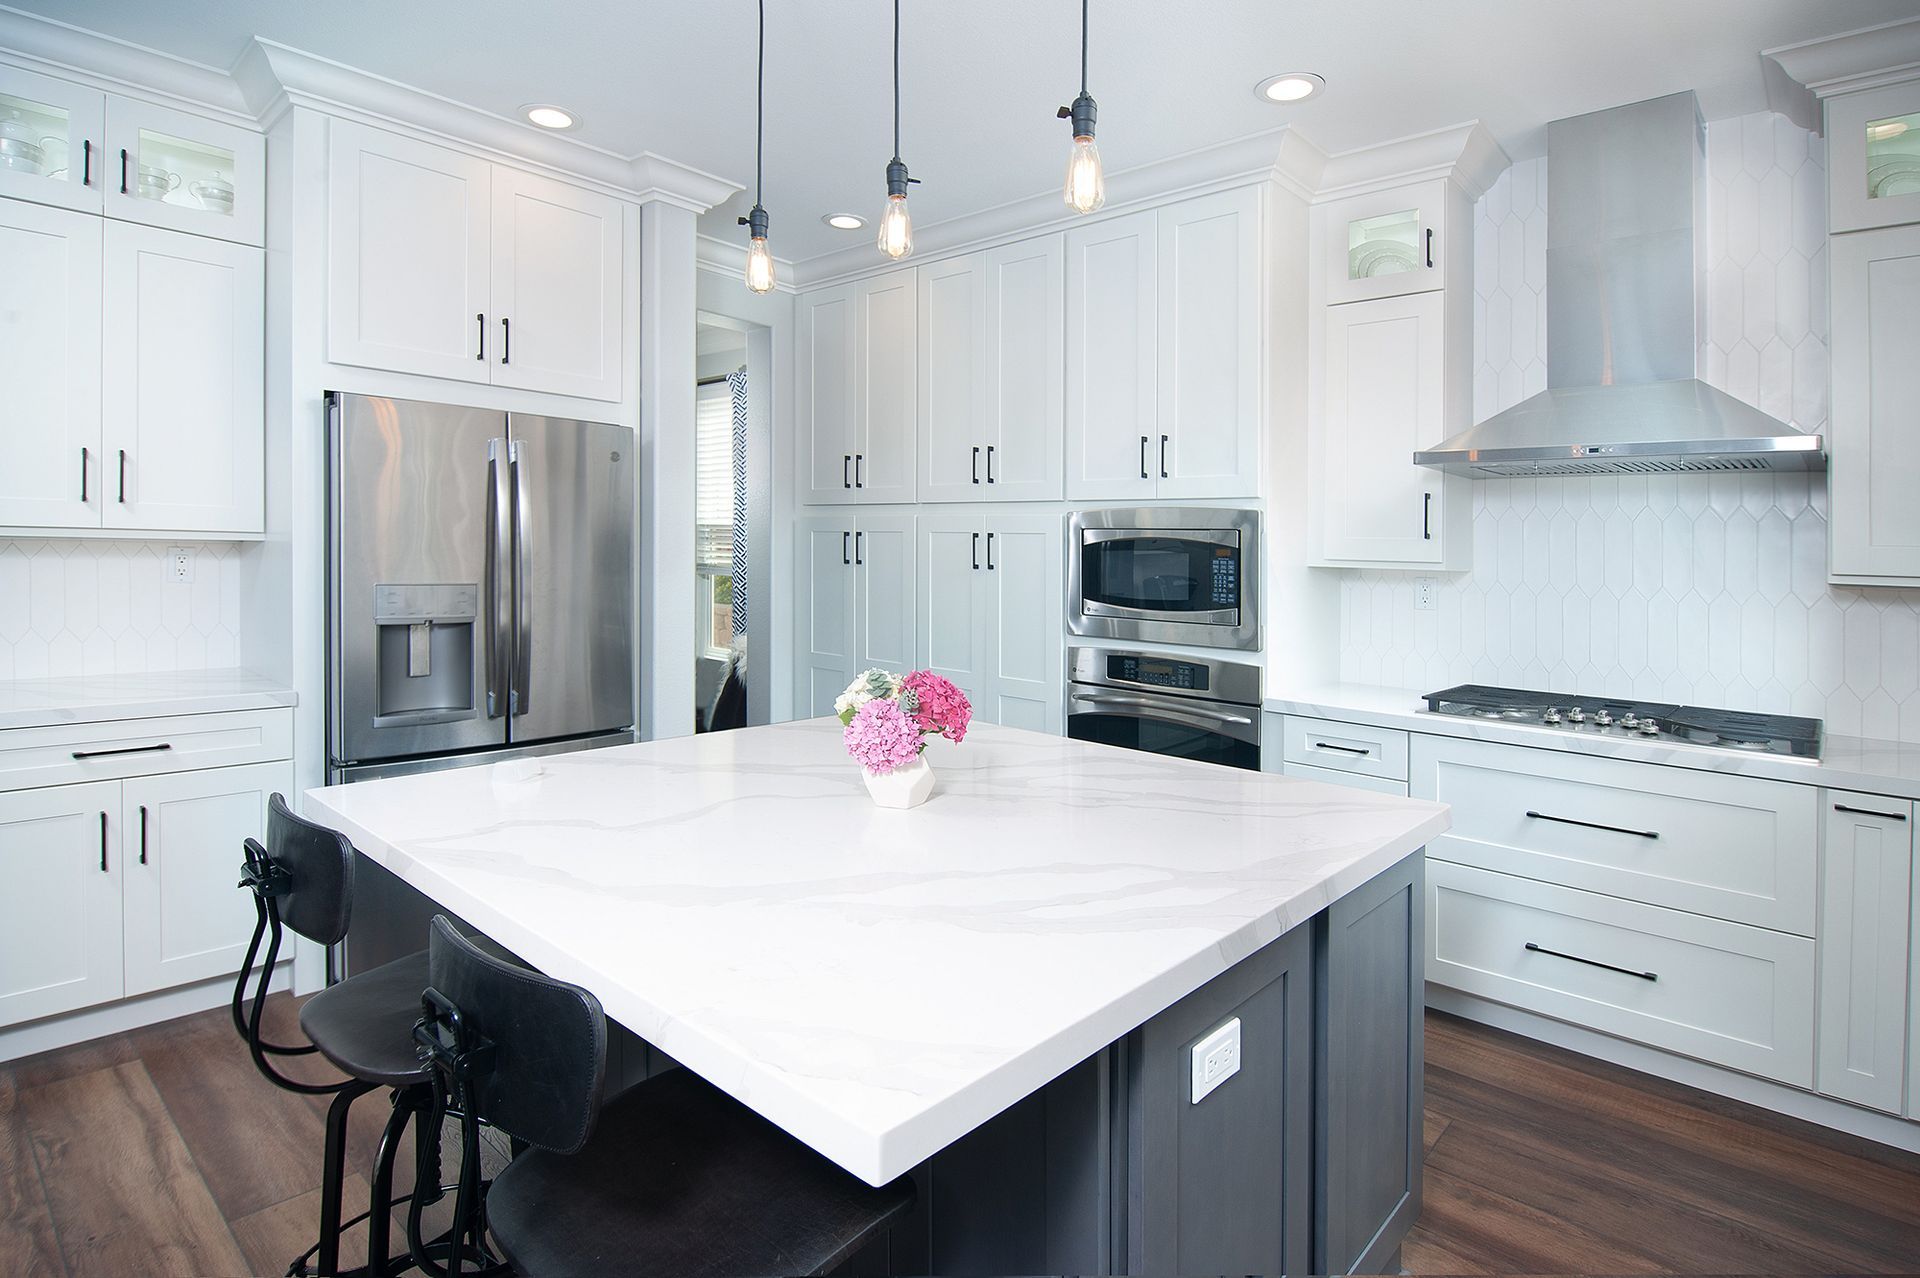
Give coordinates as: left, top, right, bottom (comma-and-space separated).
0, 65, 105, 215
919, 515, 1064, 732
792, 514, 918, 716
122, 761, 290, 998
1911, 839, 1920, 1122
799, 271, 917, 504
1826, 81, 1920, 235
103, 95, 264, 247
917, 237, 1065, 503
1816, 792, 1913, 1115
1281, 762, 1409, 798
101, 221, 264, 534
1320, 179, 1448, 305
1829, 223, 1920, 584
0, 200, 101, 529
1065, 189, 1262, 502
327, 120, 624, 400
0, 781, 123, 1027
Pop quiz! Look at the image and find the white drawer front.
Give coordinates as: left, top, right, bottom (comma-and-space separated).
1282, 716, 1409, 781
1411, 736, 1817, 935
0, 710, 293, 793
1282, 762, 1408, 797
1428, 861, 1815, 1086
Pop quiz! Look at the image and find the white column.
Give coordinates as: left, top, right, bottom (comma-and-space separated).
638, 200, 700, 739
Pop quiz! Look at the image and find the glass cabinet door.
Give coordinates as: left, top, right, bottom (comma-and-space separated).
1323, 178, 1447, 305
104, 97, 264, 247
1828, 83, 1920, 236
0, 66, 104, 214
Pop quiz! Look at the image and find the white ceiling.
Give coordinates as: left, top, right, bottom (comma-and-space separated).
15, 0, 1920, 262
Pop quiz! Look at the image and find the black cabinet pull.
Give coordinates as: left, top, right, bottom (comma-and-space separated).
854, 531, 864, 565
855, 454, 864, 488
71, 742, 172, 760
139, 805, 149, 865
1834, 803, 1907, 821
117, 449, 127, 504
1423, 492, 1432, 540
501, 316, 510, 365
971, 531, 980, 570
1525, 809, 1658, 840
1160, 435, 1169, 480
986, 445, 996, 484
986, 531, 996, 571
99, 812, 108, 872
1425, 227, 1434, 268
843, 455, 851, 488
1139, 435, 1149, 480
972, 446, 981, 484
80, 446, 88, 502
82, 138, 92, 187
119, 147, 128, 194
476, 313, 485, 360
1525, 941, 1656, 982
1313, 741, 1372, 756
842, 531, 850, 565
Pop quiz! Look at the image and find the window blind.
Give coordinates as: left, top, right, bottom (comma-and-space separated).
696, 380, 734, 572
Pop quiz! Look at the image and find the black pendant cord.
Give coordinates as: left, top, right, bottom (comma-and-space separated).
755, 0, 764, 206
892, 0, 901, 162
1080, 0, 1089, 97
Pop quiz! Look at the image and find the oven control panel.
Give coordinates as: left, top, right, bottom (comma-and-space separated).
1108, 654, 1211, 692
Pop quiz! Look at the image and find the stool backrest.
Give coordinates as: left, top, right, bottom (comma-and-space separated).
265, 792, 355, 945
423, 915, 608, 1155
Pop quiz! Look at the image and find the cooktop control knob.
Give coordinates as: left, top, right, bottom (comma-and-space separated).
1618, 713, 1638, 729
1638, 719, 1661, 736
1542, 708, 1562, 725
1566, 707, 1587, 723
1593, 709, 1613, 727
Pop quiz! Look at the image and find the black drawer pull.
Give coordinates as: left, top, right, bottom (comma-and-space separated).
99, 811, 108, 872
139, 804, 149, 865
82, 138, 92, 187
971, 531, 980, 570
80, 446, 89, 502
1834, 803, 1907, 821
843, 455, 851, 488
119, 146, 128, 194
986, 444, 995, 484
1139, 435, 1149, 480
1525, 809, 1658, 840
1313, 741, 1372, 756
842, 531, 850, 566
71, 742, 173, 760
972, 446, 981, 484
1425, 227, 1434, 268
476, 312, 485, 360
1526, 941, 1656, 982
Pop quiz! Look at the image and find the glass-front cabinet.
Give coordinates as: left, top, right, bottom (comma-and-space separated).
1829, 81, 1920, 235
104, 97, 263, 246
0, 65, 104, 214
1320, 178, 1448, 305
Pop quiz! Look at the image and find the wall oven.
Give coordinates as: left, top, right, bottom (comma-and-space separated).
1068, 508, 1259, 650
1066, 647, 1264, 772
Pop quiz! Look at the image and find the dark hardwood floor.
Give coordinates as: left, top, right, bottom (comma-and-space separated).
2, 1000, 1918, 1276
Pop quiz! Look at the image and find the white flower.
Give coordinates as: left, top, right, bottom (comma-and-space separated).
835, 668, 901, 722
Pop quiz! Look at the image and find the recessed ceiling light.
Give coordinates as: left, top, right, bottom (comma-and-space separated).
823, 213, 867, 230
1255, 73, 1324, 104
522, 104, 577, 130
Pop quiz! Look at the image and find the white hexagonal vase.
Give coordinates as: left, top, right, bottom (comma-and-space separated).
862, 756, 935, 809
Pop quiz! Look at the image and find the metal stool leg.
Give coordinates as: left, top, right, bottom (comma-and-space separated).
366, 1088, 421, 1277
318, 1078, 378, 1277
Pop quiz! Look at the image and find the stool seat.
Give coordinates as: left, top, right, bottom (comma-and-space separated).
299, 950, 433, 1088
486, 1066, 915, 1278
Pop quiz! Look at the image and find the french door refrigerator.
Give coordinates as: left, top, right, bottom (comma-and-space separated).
326, 391, 635, 783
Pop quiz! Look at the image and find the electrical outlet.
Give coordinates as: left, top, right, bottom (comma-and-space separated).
1190, 1017, 1242, 1104
1414, 576, 1437, 611
166, 546, 195, 583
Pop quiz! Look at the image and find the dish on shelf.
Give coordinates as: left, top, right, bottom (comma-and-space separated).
0, 149, 46, 176
1868, 154, 1920, 199
1349, 238, 1419, 278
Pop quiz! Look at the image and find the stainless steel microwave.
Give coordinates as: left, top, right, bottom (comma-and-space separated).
1067, 508, 1260, 650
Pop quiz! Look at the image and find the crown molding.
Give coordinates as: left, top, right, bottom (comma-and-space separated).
1312, 119, 1509, 203
1764, 17, 1920, 104
0, 3, 254, 125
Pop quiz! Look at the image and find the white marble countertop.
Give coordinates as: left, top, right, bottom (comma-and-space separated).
305, 718, 1449, 1186
0, 668, 297, 731
1266, 682, 1920, 800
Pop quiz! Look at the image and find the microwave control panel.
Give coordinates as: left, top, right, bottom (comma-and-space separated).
1209, 547, 1238, 606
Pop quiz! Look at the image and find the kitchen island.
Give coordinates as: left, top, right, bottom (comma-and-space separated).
305, 719, 1449, 1274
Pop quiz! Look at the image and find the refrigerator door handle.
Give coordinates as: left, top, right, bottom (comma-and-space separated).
484, 438, 512, 718
509, 439, 533, 717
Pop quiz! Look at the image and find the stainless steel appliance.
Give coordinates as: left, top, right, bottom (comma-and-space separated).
327, 392, 636, 782
1066, 646, 1263, 771
1421, 684, 1823, 759
1068, 507, 1259, 650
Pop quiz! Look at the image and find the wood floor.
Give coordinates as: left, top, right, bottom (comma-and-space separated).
3, 1001, 1918, 1276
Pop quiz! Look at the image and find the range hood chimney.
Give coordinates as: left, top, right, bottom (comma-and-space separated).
1413, 91, 1824, 477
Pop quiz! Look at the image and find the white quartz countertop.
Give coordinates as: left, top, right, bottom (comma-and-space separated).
305, 718, 1449, 1186
1266, 682, 1920, 800
0, 668, 297, 731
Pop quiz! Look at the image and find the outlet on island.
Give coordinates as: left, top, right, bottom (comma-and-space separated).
1189, 1016, 1242, 1103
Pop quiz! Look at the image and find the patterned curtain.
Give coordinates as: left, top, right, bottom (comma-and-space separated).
727, 369, 748, 636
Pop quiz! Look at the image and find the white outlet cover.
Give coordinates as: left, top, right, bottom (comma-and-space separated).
166, 546, 195, 583
1190, 1017, 1241, 1104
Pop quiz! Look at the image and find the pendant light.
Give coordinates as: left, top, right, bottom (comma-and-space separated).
1058, 0, 1104, 214
739, 0, 776, 293
877, 0, 917, 259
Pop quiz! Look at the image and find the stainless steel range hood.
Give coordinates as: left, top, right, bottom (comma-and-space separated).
1414, 91, 1824, 478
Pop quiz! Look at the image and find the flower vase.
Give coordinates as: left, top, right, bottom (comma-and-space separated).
863, 755, 935, 809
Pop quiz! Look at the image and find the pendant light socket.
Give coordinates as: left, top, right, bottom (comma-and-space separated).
885, 156, 914, 198
740, 204, 770, 240
1058, 92, 1098, 141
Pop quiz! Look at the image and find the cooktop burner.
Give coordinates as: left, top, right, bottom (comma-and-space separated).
1421, 684, 1823, 759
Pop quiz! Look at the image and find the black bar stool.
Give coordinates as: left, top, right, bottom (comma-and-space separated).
233, 792, 439, 1277
409, 914, 916, 1278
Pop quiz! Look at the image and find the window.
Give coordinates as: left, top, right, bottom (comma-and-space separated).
696, 378, 737, 658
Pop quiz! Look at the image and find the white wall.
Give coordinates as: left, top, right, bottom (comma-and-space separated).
1337, 112, 1920, 741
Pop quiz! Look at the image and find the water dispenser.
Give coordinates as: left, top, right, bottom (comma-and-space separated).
370, 583, 479, 726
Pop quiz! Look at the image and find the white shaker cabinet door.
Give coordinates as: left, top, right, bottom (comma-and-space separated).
792, 517, 856, 718
1816, 792, 1914, 1115
855, 273, 917, 505
103, 95, 265, 247
0, 200, 101, 529
1156, 187, 1260, 501
1829, 224, 1920, 584
489, 166, 623, 401
853, 514, 917, 674
916, 255, 984, 504
798, 282, 860, 503
0, 781, 122, 1028
1066, 208, 1159, 502
327, 120, 492, 383
981, 236, 1065, 502
916, 515, 991, 707
100, 222, 264, 534
123, 762, 289, 998
981, 515, 1065, 734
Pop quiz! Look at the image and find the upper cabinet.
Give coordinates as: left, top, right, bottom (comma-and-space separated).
799, 270, 917, 505
0, 65, 104, 215
1828, 222, 1920, 583
0, 201, 101, 529
1065, 187, 1261, 502
1827, 82, 1920, 235
1320, 179, 1449, 305
327, 119, 625, 402
918, 236, 1065, 503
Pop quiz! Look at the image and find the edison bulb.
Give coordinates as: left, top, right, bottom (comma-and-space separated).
877, 194, 913, 259
745, 235, 775, 293
1065, 135, 1105, 214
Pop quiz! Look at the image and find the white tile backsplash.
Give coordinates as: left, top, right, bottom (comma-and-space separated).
0, 540, 243, 680
1338, 112, 1920, 741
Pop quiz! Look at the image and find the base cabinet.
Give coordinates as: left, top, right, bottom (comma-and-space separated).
917, 515, 1064, 733
1816, 792, 1914, 1114
0, 781, 124, 1027
791, 515, 916, 717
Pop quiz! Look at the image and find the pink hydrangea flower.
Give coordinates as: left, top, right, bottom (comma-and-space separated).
900, 670, 972, 743
843, 698, 925, 775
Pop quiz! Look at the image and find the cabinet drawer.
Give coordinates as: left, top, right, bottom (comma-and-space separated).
0, 710, 293, 793
1281, 762, 1408, 797
1282, 716, 1408, 781
1428, 861, 1815, 1087
1411, 736, 1817, 935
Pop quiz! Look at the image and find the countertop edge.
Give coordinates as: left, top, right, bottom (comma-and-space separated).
0, 672, 298, 732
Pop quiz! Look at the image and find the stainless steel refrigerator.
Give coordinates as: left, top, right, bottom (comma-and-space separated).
326, 392, 635, 783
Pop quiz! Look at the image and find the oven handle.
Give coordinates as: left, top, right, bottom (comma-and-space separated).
1071, 691, 1253, 725
1068, 690, 1262, 746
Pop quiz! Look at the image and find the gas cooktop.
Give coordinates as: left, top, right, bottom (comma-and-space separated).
1420, 684, 1823, 759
